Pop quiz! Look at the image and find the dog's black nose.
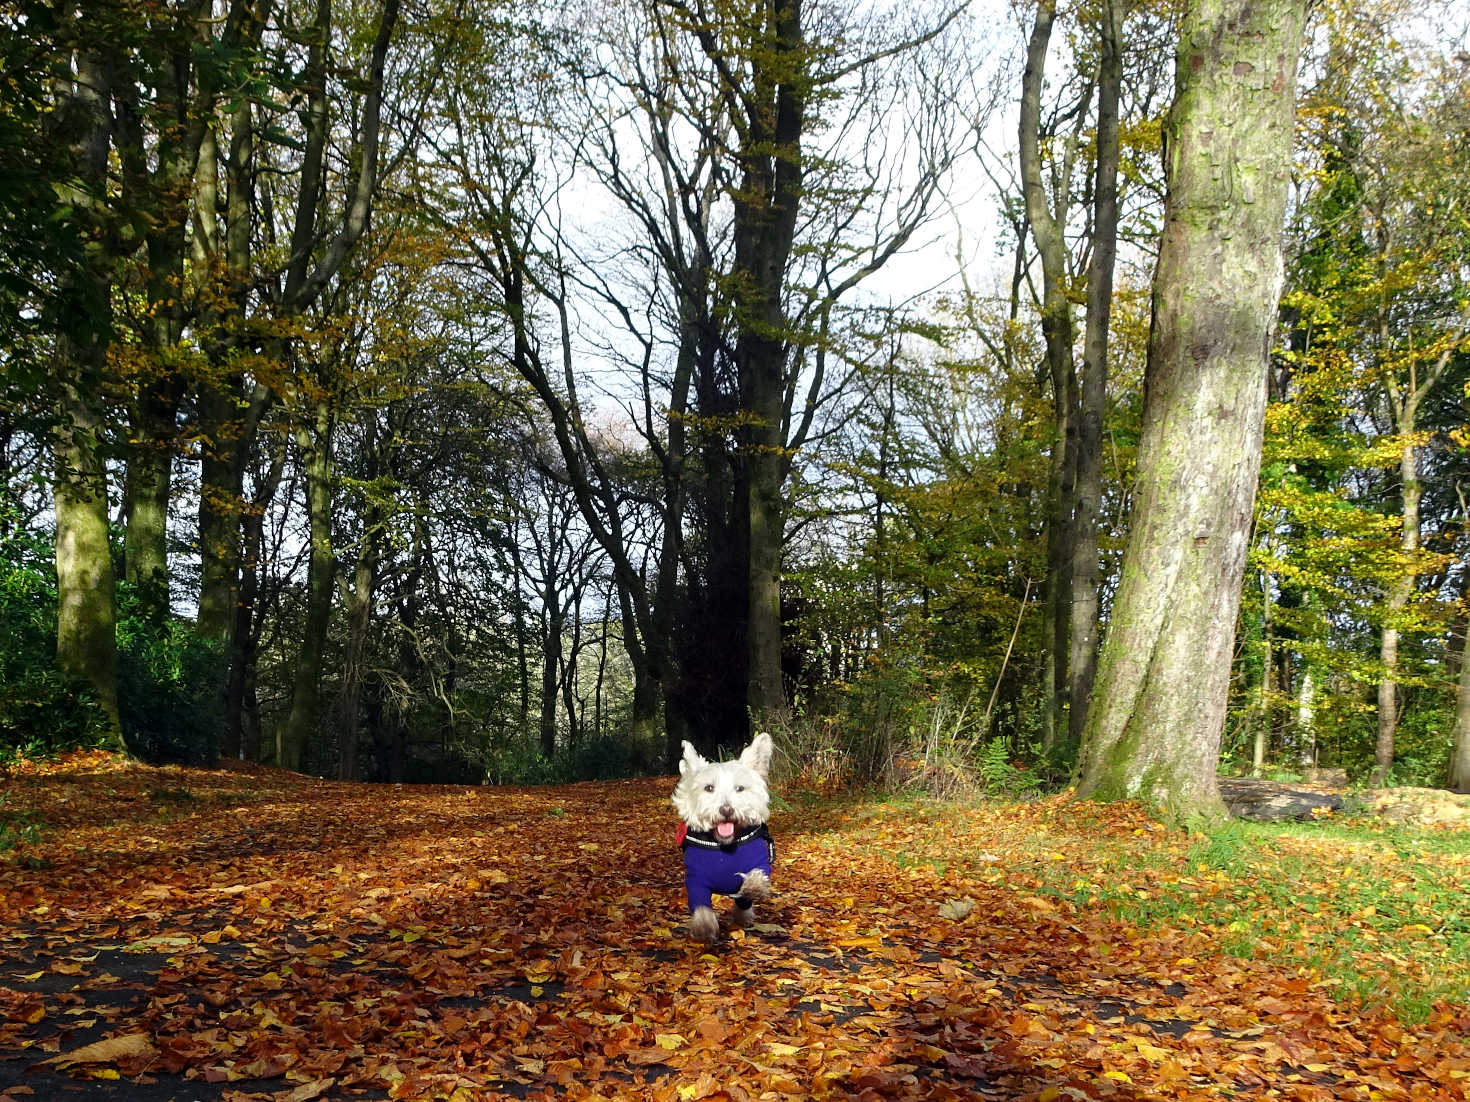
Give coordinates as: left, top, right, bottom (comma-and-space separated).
719, 804, 736, 820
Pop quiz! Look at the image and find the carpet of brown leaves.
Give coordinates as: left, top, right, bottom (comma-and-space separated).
0, 752, 1466, 1101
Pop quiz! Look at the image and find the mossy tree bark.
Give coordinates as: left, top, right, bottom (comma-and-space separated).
55, 374, 121, 739
1075, 0, 1307, 820
50, 49, 121, 740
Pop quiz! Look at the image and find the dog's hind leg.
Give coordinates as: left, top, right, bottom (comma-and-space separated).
688, 906, 719, 944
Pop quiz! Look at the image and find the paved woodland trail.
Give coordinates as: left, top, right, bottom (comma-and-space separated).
0, 755, 1466, 1101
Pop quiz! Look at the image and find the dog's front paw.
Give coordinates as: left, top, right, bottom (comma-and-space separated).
737, 869, 771, 901
731, 902, 757, 929
688, 906, 719, 944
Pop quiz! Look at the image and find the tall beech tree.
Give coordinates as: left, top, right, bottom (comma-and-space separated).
48, 40, 121, 736
1075, 0, 1307, 817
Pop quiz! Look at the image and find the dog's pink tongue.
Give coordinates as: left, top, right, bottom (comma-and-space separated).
715, 820, 736, 841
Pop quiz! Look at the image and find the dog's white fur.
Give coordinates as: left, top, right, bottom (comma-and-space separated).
672, 733, 774, 942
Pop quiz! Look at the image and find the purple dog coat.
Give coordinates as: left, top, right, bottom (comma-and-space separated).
679, 824, 774, 913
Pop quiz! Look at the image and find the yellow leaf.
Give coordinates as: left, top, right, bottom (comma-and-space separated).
938, 898, 975, 921
654, 1033, 686, 1050
1039, 1089, 1061, 1102
281, 1078, 338, 1101
1103, 1071, 1133, 1084
835, 936, 883, 948
766, 1042, 801, 1057
48, 1033, 157, 1068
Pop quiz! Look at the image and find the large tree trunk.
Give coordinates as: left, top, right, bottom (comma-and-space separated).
55, 378, 120, 737
1075, 0, 1307, 819
51, 51, 120, 739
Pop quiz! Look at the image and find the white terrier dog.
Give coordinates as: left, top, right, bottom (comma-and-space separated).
671, 733, 775, 944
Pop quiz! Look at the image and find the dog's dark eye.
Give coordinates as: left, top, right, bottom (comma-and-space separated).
735, 785, 745, 792
703, 784, 714, 793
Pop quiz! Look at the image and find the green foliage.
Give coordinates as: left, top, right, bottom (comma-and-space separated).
116, 618, 225, 768
0, 793, 44, 852
0, 518, 110, 761
1382, 698, 1455, 786
1, 517, 225, 769
481, 733, 662, 786
976, 738, 1042, 799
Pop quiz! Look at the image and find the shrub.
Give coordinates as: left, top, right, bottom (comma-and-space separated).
480, 732, 662, 786
0, 521, 109, 762
115, 582, 226, 767
116, 620, 225, 767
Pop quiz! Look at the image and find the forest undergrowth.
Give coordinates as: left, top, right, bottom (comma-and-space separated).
0, 751, 1466, 1101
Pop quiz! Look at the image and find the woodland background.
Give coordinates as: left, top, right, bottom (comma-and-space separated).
3, 0, 1470, 803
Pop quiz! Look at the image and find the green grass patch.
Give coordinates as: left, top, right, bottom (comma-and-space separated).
801, 788, 1470, 1025
1023, 816, 1470, 1024
0, 792, 44, 852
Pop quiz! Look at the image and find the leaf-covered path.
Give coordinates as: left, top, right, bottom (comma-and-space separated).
1, 755, 1466, 1101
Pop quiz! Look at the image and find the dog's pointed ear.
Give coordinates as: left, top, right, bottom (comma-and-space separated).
740, 732, 774, 779
678, 740, 707, 776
